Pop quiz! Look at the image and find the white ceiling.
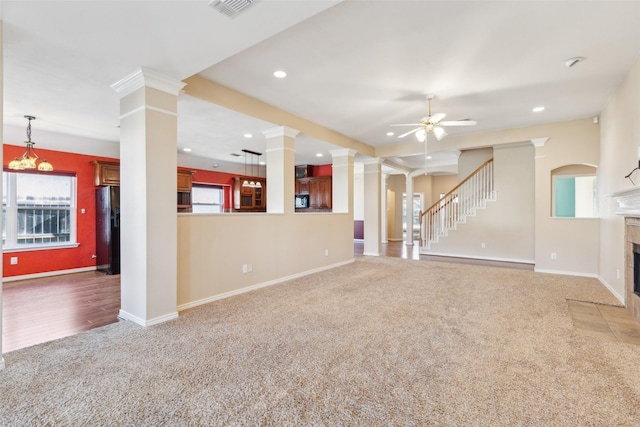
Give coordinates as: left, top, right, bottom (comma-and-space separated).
2, 1, 640, 175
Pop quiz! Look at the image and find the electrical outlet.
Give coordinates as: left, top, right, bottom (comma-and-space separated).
247, 264, 252, 272
325, 249, 329, 256
617, 269, 621, 279
551, 252, 557, 260
242, 264, 247, 274
481, 242, 486, 249
10, 256, 18, 265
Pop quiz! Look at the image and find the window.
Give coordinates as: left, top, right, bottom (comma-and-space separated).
551, 165, 597, 218
402, 193, 423, 240
192, 184, 224, 213
2, 171, 77, 249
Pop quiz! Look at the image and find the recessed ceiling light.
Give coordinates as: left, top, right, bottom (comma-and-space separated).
183, 148, 192, 152
244, 133, 252, 138
316, 153, 323, 157
533, 106, 545, 113
212, 163, 219, 168
273, 70, 287, 78
387, 132, 394, 136
426, 156, 432, 160
259, 161, 266, 166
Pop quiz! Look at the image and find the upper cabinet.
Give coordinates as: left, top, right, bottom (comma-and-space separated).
91, 160, 194, 212
295, 175, 332, 211
233, 177, 266, 212
91, 160, 120, 187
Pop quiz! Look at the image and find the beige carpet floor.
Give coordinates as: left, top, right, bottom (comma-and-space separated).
1, 256, 640, 426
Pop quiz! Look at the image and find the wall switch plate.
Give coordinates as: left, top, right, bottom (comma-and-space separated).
10, 257, 18, 265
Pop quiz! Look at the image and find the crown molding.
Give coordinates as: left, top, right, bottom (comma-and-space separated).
111, 67, 186, 98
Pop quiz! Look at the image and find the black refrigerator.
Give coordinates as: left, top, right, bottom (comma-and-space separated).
96, 186, 120, 275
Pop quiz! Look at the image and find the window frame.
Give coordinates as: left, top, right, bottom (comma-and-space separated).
551, 172, 598, 219
3, 170, 78, 252
191, 183, 225, 214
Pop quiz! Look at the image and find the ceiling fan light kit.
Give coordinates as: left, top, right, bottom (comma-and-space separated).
390, 94, 477, 142
389, 94, 476, 171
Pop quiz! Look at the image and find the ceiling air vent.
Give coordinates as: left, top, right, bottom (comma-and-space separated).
209, 0, 255, 18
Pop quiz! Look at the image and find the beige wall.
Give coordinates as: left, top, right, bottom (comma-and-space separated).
533, 120, 599, 276
598, 55, 640, 303
386, 174, 405, 241
177, 213, 353, 309
423, 143, 535, 263
429, 174, 458, 207
458, 148, 493, 180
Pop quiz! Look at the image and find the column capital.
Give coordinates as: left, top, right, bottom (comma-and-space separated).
362, 157, 383, 166
111, 67, 186, 98
262, 126, 300, 140
330, 148, 357, 159
531, 137, 549, 147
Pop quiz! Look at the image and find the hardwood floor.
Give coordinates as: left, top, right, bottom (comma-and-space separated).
2, 271, 120, 353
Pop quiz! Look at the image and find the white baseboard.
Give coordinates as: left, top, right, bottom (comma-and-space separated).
118, 310, 179, 327
597, 275, 625, 305
3, 266, 98, 283
533, 268, 598, 278
177, 259, 355, 312
420, 251, 534, 266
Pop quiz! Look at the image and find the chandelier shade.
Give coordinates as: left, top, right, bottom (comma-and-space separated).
8, 116, 54, 172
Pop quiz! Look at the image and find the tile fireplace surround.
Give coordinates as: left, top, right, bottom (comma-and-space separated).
612, 187, 640, 323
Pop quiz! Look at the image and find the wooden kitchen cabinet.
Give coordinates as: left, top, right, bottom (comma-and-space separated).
233, 177, 266, 212
91, 160, 194, 212
295, 176, 331, 210
309, 176, 332, 209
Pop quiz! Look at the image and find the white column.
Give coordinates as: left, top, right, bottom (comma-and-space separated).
111, 68, 185, 326
382, 173, 389, 243
405, 172, 414, 246
263, 126, 299, 214
363, 159, 382, 256
330, 148, 356, 214
0, 20, 5, 369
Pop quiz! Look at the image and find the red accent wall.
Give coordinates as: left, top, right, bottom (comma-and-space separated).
3, 144, 118, 278
312, 164, 332, 177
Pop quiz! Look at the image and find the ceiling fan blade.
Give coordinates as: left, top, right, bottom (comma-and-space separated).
390, 123, 423, 127
440, 120, 477, 126
429, 113, 446, 124
398, 128, 421, 138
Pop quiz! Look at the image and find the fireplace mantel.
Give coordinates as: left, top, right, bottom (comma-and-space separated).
610, 187, 640, 216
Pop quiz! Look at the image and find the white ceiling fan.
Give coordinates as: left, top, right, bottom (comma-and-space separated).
391, 94, 477, 142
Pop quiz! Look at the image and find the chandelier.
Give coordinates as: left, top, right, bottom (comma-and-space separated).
242, 149, 262, 188
8, 115, 54, 171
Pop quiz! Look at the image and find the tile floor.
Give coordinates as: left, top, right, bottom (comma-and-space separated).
568, 300, 640, 345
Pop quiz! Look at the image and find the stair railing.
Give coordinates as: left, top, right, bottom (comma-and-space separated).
419, 158, 495, 247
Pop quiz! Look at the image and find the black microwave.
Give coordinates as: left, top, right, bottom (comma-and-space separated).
295, 194, 309, 208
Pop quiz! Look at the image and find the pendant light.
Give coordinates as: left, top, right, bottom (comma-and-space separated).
241, 149, 262, 188
8, 115, 53, 172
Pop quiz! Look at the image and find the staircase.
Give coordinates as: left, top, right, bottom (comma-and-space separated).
419, 158, 496, 248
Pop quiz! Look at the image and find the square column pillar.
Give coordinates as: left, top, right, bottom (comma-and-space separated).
0, 20, 5, 368
263, 126, 300, 214
363, 159, 383, 256
112, 68, 185, 326
405, 172, 415, 246
330, 148, 357, 214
